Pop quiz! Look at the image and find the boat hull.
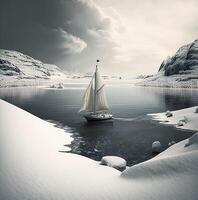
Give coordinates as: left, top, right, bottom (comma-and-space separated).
84, 113, 113, 121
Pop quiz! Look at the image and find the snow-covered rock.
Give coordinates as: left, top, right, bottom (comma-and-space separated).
159, 40, 198, 76
137, 39, 198, 88
185, 132, 198, 147
177, 116, 189, 127
100, 156, 127, 171
50, 83, 65, 89
0, 49, 67, 87
57, 83, 64, 89
165, 110, 173, 117
177, 120, 185, 127
152, 141, 162, 153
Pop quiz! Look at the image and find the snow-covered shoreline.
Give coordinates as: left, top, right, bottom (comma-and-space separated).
0, 49, 70, 88
0, 76, 68, 88
0, 99, 198, 200
149, 106, 198, 131
136, 73, 198, 88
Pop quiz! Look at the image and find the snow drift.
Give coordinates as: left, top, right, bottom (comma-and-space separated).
0, 99, 198, 200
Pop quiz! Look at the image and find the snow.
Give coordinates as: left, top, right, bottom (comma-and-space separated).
185, 133, 198, 147
165, 110, 173, 117
149, 106, 198, 131
0, 49, 138, 88
137, 70, 198, 88
49, 83, 65, 89
137, 39, 198, 88
0, 99, 121, 199
0, 49, 67, 87
168, 141, 176, 147
122, 135, 198, 193
100, 156, 127, 171
0, 99, 198, 200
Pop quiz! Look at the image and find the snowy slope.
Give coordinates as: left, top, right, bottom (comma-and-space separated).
137, 39, 198, 88
0, 99, 198, 200
0, 49, 67, 87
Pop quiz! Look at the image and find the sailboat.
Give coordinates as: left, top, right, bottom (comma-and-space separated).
79, 60, 113, 121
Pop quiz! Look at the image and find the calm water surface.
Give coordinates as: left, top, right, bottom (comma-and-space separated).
0, 81, 197, 165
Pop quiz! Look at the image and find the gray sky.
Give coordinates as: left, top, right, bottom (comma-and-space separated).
0, 0, 198, 75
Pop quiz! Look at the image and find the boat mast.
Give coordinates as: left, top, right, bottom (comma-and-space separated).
93, 60, 99, 114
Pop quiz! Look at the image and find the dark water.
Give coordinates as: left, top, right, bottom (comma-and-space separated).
0, 82, 197, 165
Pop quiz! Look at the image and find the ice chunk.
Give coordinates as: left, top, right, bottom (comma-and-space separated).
100, 156, 127, 171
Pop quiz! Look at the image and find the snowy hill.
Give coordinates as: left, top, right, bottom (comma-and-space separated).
137, 39, 198, 88
0, 49, 67, 87
0, 99, 198, 199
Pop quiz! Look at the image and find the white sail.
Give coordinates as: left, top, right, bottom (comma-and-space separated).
79, 78, 94, 113
79, 65, 109, 113
94, 69, 109, 112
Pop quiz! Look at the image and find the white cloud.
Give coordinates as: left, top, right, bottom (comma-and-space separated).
60, 29, 87, 54
36, 25, 87, 55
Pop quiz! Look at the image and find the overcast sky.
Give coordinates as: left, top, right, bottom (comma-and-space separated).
0, 0, 198, 75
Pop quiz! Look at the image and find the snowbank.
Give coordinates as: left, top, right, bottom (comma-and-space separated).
0, 99, 198, 200
149, 106, 198, 131
100, 156, 127, 171
0, 99, 121, 200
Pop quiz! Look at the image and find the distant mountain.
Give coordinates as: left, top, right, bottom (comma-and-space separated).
0, 49, 67, 87
137, 39, 198, 88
